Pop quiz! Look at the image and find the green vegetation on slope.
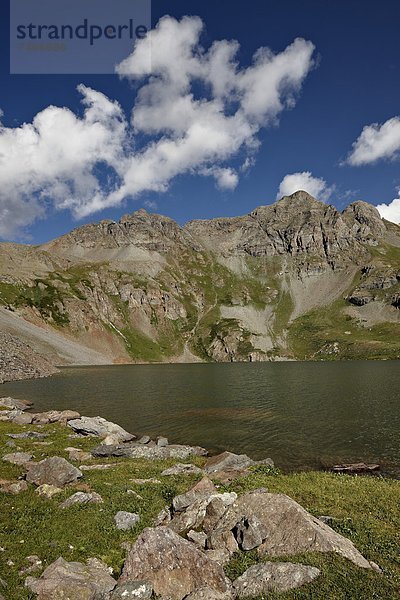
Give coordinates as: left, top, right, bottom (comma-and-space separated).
288, 297, 400, 360
0, 280, 69, 326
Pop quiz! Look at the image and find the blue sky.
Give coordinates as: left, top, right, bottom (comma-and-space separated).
1, 0, 400, 243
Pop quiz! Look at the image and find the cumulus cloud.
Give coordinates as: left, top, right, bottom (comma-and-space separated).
200, 167, 239, 190
0, 84, 127, 236
0, 15, 315, 239
347, 116, 400, 166
277, 171, 333, 201
377, 191, 400, 224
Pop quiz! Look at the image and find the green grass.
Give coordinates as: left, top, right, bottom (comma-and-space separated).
0, 282, 24, 306
0, 420, 399, 599
288, 297, 400, 360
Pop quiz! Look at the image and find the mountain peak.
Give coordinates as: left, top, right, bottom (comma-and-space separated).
277, 189, 322, 205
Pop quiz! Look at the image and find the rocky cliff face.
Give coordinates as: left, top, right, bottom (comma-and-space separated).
185, 192, 386, 267
1, 191, 400, 371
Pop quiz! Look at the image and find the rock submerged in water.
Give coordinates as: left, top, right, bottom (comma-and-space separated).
26, 457, 82, 488
331, 462, 380, 474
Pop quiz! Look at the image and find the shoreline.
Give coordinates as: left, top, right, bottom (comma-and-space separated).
1, 395, 397, 480
2, 351, 400, 388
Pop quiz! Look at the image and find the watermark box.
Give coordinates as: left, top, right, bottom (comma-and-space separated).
10, 0, 151, 74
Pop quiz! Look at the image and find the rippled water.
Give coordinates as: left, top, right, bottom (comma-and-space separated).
1, 361, 399, 472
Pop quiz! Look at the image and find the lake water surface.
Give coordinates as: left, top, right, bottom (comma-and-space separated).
1, 361, 399, 473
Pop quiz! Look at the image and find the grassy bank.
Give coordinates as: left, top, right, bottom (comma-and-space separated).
0, 418, 399, 599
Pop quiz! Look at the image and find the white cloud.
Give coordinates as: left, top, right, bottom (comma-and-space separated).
377, 191, 400, 224
143, 200, 158, 211
347, 116, 400, 166
214, 168, 239, 191
200, 167, 239, 190
277, 171, 333, 201
0, 84, 127, 236
0, 15, 315, 239
240, 156, 256, 173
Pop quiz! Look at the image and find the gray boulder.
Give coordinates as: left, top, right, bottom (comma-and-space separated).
119, 526, 232, 600
68, 416, 134, 442
204, 451, 273, 474
172, 477, 217, 512
161, 463, 204, 476
114, 511, 140, 530
92, 443, 207, 461
205, 452, 256, 474
7, 431, 47, 440
214, 491, 371, 569
60, 492, 103, 508
25, 556, 116, 599
32, 410, 80, 424
169, 491, 237, 535
234, 516, 268, 551
207, 529, 239, 564
0, 397, 32, 411
0, 480, 28, 494
233, 562, 320, 597
138, 435, 151, 445
9, 412, 33, 425
26, 457, 82, 488
157, 436, 169, 447
187, 530, 208, 549
110, 581, 152, 599
65, 447, 93, 462
3, 452, 33, 465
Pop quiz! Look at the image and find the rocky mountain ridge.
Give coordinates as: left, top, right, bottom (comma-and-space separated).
0, 191, 399, 374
